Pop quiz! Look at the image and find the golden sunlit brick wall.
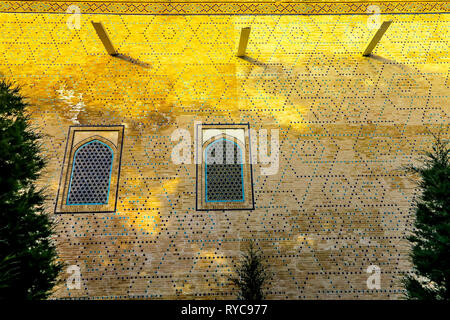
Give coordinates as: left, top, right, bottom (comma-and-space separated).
0, 1, 448, 299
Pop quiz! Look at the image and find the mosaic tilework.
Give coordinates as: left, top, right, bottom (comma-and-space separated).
0, 1, 448, 15
0, 10, 448, 299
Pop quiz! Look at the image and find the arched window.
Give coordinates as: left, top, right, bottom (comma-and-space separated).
67, 140, 114, 205
205, 138, 244, 202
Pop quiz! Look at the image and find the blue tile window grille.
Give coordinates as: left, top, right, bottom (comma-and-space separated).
205, 138, 244, 202
67, 140, 114, 205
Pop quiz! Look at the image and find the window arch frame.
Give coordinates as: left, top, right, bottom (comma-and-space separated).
196, 123, 255, 211
66, 138, 114, 206
204, 137, 245, 203
55, 126, 125, 214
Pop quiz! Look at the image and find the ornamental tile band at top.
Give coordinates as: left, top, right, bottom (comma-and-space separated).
0, 1, 448, 15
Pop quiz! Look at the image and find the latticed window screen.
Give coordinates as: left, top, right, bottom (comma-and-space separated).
205, 138, 244, 202
67, 140, 113, 205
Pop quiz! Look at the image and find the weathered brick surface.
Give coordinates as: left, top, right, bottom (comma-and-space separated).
0, 8, 448, 299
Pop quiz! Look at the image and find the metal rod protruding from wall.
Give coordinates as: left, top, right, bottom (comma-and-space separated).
91, 21, 118, 56
363, 20, 393, 56
237, 27, 251, 57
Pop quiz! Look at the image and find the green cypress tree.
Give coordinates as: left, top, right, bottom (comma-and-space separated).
404, 133, 450, 300
0, 80, 62, 299
231, 241, 268, 300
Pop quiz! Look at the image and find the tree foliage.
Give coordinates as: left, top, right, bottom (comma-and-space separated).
231, 241, 268, 300
0, 80, 62, 299
404, 133, 450, 300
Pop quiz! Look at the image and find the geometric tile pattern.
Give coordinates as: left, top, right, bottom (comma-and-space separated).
0, 9, 448, 299
67, 140, 113, 205
0, 1, 448, 15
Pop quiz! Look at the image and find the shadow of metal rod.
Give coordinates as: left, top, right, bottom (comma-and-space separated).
114, 54, 151, 68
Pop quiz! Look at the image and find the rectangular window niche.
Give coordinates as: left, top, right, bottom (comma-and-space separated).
196, 123, 255, 211
55, 125, 124, 214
